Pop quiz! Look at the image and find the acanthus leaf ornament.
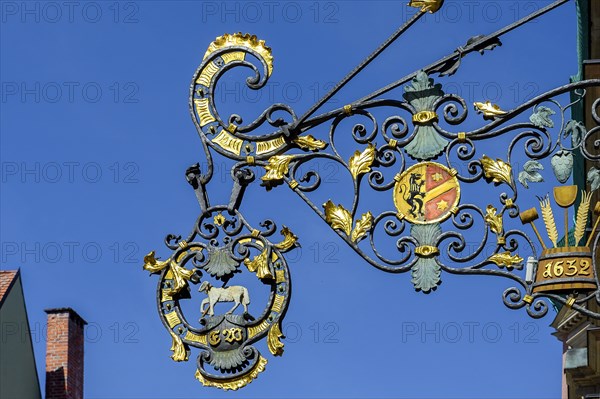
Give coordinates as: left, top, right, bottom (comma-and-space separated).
292, 135, 327, 151
349, 143, 377, 179
323, 200, 353, 236
261, 155, 294, 186
351, 212, 373, 243
481, 155, 513, 186
474, 101, 508, 119
488, 252, 524, 270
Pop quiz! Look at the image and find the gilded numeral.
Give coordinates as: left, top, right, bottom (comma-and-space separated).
580, 260, 591, 276
543, 263, 552, 278
553, 261, 564, 277
222, 328, 243, 343
565, 260, 578, 277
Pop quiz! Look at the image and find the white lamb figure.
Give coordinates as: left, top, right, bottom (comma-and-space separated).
198, 281, 250, 317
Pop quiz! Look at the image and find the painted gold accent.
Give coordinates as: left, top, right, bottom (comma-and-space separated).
165, 311, 182, 328
554, 185, 578, 245
349, 143, 376, 180
449, 168, 458, 177
351, 212, 373, 243
227, 124, 237, 133
178, 241, 188, 249
272, 294, 285, 313
343, 104, 353, 116
261, 155, 294, 182
288, 180, 299, 189
194, 98, 216, 126
488, 252, 524, 270
533, 246, 596, 293
195, 355, 268, 391
323, 200, 353, 236
574, 191, 592, 246
274, 226, 298, 252
457, 132, 466, 142
204, 33, 273, 76
566, 297, 576, 308
505, 198, 514, 208
408, 0, 443, 13
539, 196, 558, 248
212, 130, 244, 155
195, 61, 220, 87
388, 139, 398, 149
293, 135, 327, 151
474, 101, 508, 118
143, 252, 195, 295
244, 249, 274, 280
412, 110, 438, 124
523, 295, 533, 304
161, 290, 173, 302
184, 331, 208, 345
246, 156, 255, 165
275, 269, 286, 284
214, 213, 225, 226
415, 245, 440, 258
256, 137, 286, 155
247, 320, 269, 339
394, 173, 402, 182
169, 330, 189, 362
220, 51, 245, 64
396, 212, 405, 221
481, 155, 513, 185
450, 207, 459, 215
267, 323, 285, 356
251, 229, 260, 238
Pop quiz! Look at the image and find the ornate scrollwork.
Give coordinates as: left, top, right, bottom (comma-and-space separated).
143, 0, 600, 390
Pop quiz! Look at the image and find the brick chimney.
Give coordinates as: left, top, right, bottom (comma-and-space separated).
45, 308, 86, 399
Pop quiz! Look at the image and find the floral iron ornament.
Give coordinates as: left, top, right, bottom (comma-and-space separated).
144, 0, 600, 390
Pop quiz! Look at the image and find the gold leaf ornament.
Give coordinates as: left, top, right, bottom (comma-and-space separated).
267, 323, 285, 356
292, 135, 327, 151
481, 155, 513, 186
274, 226, 298, 252
143, 251, 195, 295
261, 155, 294, 182
484, 206, 503, 235
169, 330, 189, 362
244, 249, 274, 280
488, 252, 524, 270
474, 101, 508, 118
349, 143, 376, 180
204, 33, 273, 77
408, 0, 443, 13
351, 212, 373, 243
323, 200, 353, 236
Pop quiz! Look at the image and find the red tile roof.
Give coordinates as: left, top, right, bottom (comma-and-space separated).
0, 270, 19, 305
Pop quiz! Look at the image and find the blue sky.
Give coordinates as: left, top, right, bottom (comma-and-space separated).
1, 1, 583, 398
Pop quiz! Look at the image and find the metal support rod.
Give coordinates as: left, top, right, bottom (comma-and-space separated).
292, 9, 426, 128
356, 0, 570, 103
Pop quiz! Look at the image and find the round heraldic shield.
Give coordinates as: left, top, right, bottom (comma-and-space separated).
393, 162, 460, 225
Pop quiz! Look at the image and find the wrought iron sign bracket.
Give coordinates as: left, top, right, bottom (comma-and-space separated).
143, 0, 600, 390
